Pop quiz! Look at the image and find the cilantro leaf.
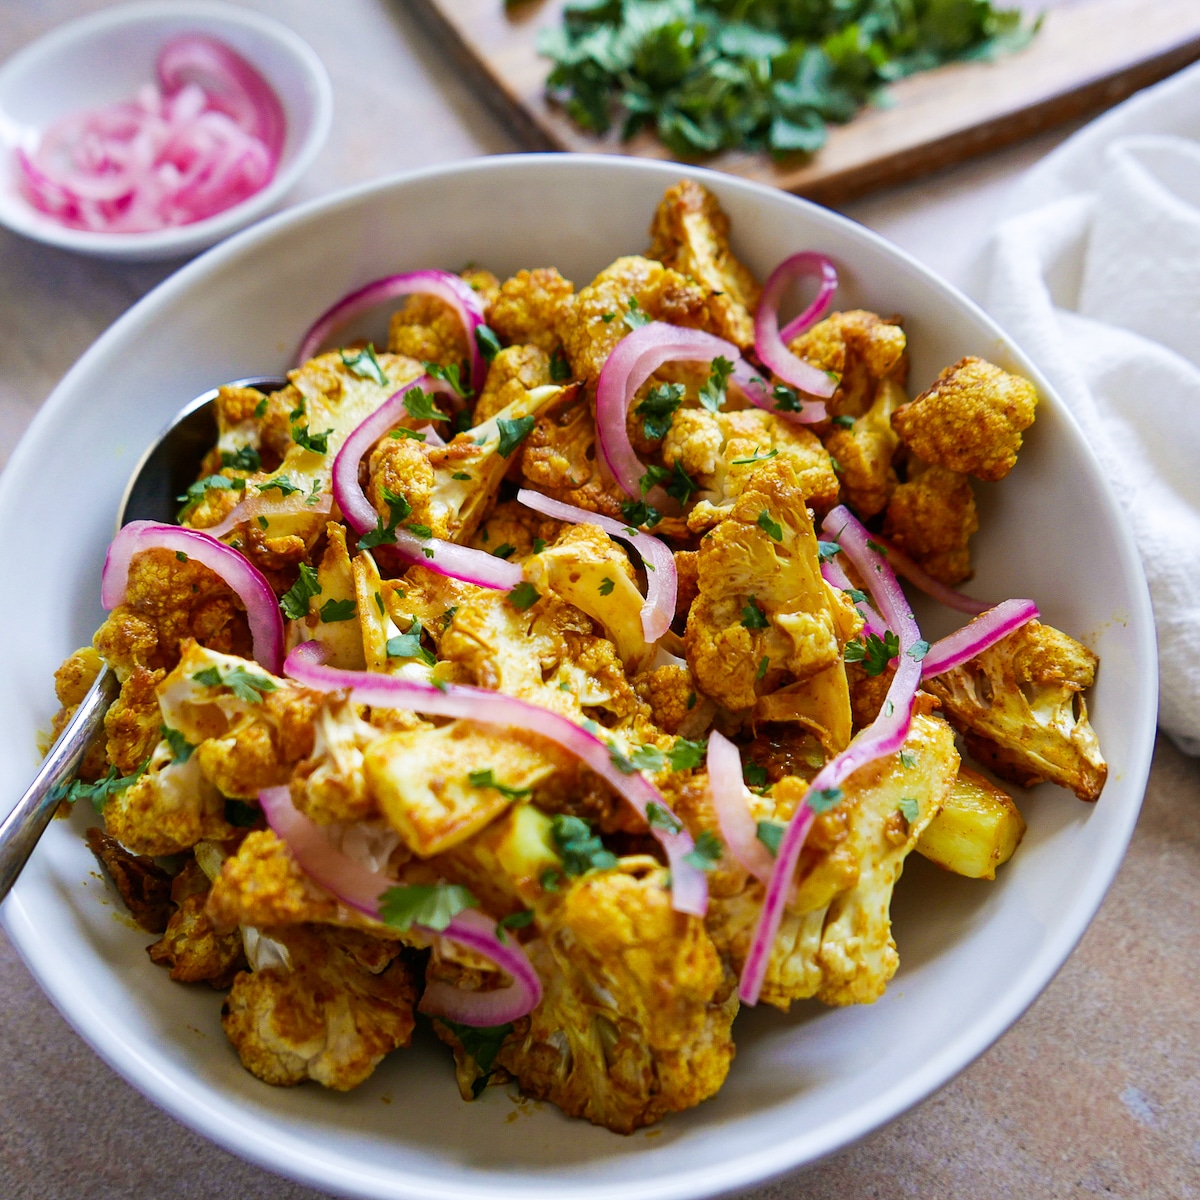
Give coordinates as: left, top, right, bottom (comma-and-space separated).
817, 540, 841, 562
623, 295, 651, 330
358, 488, 414, 550
757, 510, 783, 541
756, 654, 770, 679
635, 382, 684, 441
403, 386, 448, 422
832, 414, 856, 428
378, 883, 477, 932
280, 562, 321, 620
549, 346, 572, 382
907, 639, 931, 662
772, 384, 801, 412
176, 473, 245, 520
699, 356, 734, 413
386, 618, 436, 666
191, 664, 277, 704
743, 760, 768, 789
497, 415, 536, 457
256, 476, 300, 497
160, 725, 194, 764
51, 759, 150, 813
340, 343, 389, 386
507, 581, 540, 611
221, 445, 261, 472
468, 769, 532, 801
645, 801, 682, 834
640, 459, 698, 504
667, 737, 706, 771
424, 361, 472, 399
620, 498, 661, 528
900, 750, 917, 769
551, 814, 617, 876
898, 796, 920, 824
291, 423, 331, 454
756, 820, 785, 856
253, 396, 268, 419
497, 909, 534, 936
390, 427, 427, 442
440, 1018, 513, 1097
683, 830, 723, 871
474, 324, 503, 363
493, 543, 516, 560
844, 630, 901, 676
741, 595, 769, 630
629, 744, 667, 772
808, 786, 844, 814
598, 576, 615, 596
731, 446, 778, 466
319, 598, 356, 623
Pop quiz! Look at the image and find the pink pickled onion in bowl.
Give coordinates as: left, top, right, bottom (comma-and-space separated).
754, 252, 839, 399
14, 34, 282, 234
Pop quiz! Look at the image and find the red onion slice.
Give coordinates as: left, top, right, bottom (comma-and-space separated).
330, 375, 522, 591
821, 559, 887, 639
754, 253, 839, 399
202, 488, 332, 539
284, 642, 708, 916
102, 521, 283, 672
295, 270, 487, 389
707, 731, 774, 884
516, 488, 676, 642
258, 786, 542, 1026
157, 35, 286, 159
739, 505, 924, 1006
920, 598, 1039, 678
872, 536, 993, 615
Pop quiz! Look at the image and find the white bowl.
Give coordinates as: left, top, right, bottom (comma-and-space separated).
0, 156, 1157, 1199
0, 1, 332, 261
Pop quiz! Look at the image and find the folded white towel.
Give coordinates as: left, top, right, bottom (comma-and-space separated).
970, 63, 1200, 756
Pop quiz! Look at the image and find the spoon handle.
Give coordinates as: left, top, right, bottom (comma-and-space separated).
0, 666, 119, 903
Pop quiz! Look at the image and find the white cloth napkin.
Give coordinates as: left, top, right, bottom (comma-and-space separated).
969, 63, 1200, 756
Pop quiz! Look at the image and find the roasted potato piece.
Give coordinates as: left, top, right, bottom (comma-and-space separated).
916, 766, 1026, 879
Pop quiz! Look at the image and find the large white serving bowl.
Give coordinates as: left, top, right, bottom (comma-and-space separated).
0, 155, 1156, 1200
0, 1, 332, 261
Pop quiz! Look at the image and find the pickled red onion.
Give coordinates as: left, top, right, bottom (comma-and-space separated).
257, 785, 542, 1026
330, 375, 522, 591
754, 253, 839, 399
283, 642, 709, 916
515, 488, 676, 642
295, 270, 487, 389
201, 488, 332, 540
16, 36, 282, 234
707, 732, 774, 885
101, 521, 283, 672
920, 598, 1039, 678
872, 536, 993, 615
739, 505, 923, 1006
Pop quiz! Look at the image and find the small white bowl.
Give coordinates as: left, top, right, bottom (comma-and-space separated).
0, 1, 332, 261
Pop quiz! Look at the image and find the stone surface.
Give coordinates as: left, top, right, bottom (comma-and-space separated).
1, 2, 1197, 1197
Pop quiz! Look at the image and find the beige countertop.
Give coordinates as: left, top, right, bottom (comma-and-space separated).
1, 3, 1197, 1197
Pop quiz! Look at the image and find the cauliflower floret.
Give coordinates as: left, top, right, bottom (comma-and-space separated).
94, 547, 253, 679
705, 711, 959, 1008
468, 499, 562, 562
290, 696, 385, 825
883, 460, 979, 585
494, 863, 737, 1133
923, 619, 1107, 801
892, 357, 1038, 482
387, 268, 499, 368
684, 459, 858, 724
646, 179, 761, 350
473, 344, 552, 423
282, 523, 365, 670
221, 923, 418, 1090
489, 268, 575, 355
823, 375, 906, 518
103, 665, 165, 772
555, 255, 710, 385
148, 859, 247, 986
661, 407, 839, 533
788, 310, 907, 419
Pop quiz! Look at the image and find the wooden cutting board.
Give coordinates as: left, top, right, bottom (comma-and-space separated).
410, 0, 1200, 204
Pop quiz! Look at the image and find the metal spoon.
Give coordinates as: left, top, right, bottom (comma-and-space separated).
0, 375, 288, 902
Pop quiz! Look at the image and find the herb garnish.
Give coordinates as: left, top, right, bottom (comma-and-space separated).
280, 562, 321, 620
497, 414, 536, 457
635, 381, 684, 440
620, 498, 661, 528
256, 476, 300, 497
468, 769, 532, 800
387, 618, 436, 666
551, 814, 618, 877
340, 343, 389, 386
507, 581, 541, 611
756, 820, 785, 856
598, 576, 616, 596
191, 664, 277, 704
221, 445, 261, 472
897, 796, 920, 824
757, 510, 783, 541
378, 883, 477, 932
699, 356, 734, 413
844, 630, 900, 676
424, 361, 472, 399
741, 595, 769, 630
474, 324, 503, 363
319, 598, 356, 623
403, 386, 448, 423
160, 725, 195, 764
683, 830, 723, 871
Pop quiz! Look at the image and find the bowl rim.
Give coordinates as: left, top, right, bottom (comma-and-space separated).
0, 153, 1159, 1200
0, 0, 333, 259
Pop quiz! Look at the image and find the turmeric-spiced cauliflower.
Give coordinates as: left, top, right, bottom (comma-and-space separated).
54, 179, 1104, 1135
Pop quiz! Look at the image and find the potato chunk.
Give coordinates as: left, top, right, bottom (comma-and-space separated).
916, 766, 1026, 880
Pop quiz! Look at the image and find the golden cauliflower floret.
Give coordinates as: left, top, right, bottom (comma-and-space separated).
823, 376, 906, 518
103, 665, 163, 773
387, 270, 499, 368
685, 458, 856, 712
290, 696, 384, 825
662, 407, 839, 533
221, 923, 418, 1091
496, 865, 737, 1133
884, 460, 979, 585
646, 178, 761, 350
706, 712, 958, 1009
556, 255, 710, 385
148, 861, 246, 987
46, 647, 106, 770
473, 344, 552, 423
789, 310, 907, 418
94, 548, 252, 678
468, 499, 561, 561
923, 619, 1107, 802
634, 664, 694, 735
366, 433, 439, 532
489, 268, 575, 355
892, 357, 1038, 482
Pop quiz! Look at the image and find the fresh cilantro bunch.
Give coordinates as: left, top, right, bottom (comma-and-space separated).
540, 0, 1036, 158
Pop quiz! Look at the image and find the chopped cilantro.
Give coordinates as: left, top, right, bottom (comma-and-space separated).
772, 383, 800, 412
191, 663, 277, 704
756, 820, 785, 856
540, 868, 562, 892
808, 786, 844, 814
600, 311, 616, 323
386, 618, 436, 666
844, 630, 900, 676
623, 295, 651, 330
474, 324, 503, 363
757, 510, 783, 541
440, 1018, 513, 1097
667, 737, 706, 771
340, 343, 389, 386
403, 386, 448, 422
175, 551, 188, 562
280, 562, 321, 620
451, 471, 471, 480
492, 543, 516, 560
900, 750, 917, 769
319, 598, 356, 623
257, 515, 268, 530
358, 488, 413, 550
640, 458, 698, 505
646, 801, 682, 834
620, 498, 661, 528
866, 539, 890, 556
843, 587, 868, 604
497, 909, 534, 938
224, 799, 260, 828
683, 830, 723, 871
441, 606, 458, 629
635, 381, 684, 441
731, 447, 778, 466
507, 581, 540, 611
532, 538, 547, 554
257, 476, 300, 497
817, 540, 841, 562
176, 473, 245, 521
699, 356, 734, 413
374, 592, 386, 616
406, 523, 433, 539
551, 814, 617, 877
497, 414, 536, 458
832, 414, 856, 428
468, 769, 532, 800
907, 639, 931, 662
291, 423, 331, 454
756, 654, 770, 679
598, 576, 616, 596
253, 397, 268, 418
549, 346, 572, 382
741, 595, 769, 630
743, 761, 768, 788
378, 883, 477, 932
424, 360, 472, 399
686, 691, 697, 709
629, 744, 667, 772
160, 726, 194, 763
898, 796, 920, 824
390, 427, 427, 442
221, 445, 261, 472
51, 758, 150, 813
